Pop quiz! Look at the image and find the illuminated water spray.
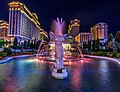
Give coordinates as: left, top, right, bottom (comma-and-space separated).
50, 18, 68, 79
36, 18, 84, 79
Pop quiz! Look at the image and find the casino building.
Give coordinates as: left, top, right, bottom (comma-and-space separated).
8, 1, 48, 41
75, 32, 92, 43
90, 22, 108, 42
68, 19, 80, 37
0, 20, 9, 39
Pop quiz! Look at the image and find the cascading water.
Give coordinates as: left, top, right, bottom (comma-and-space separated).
36, 41, 46, 59
36, 43, 84, 61
74, 44, 84, 59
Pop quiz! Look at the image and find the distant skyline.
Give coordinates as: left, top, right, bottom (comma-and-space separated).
0, 0, 120, 35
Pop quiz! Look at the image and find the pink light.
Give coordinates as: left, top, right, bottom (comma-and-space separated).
68, 61, 72, 65
40, 60, 44, 63
80, 59, 84, 62
63, 57, 66, 60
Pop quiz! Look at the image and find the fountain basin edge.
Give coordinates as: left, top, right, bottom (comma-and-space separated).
85, 55, 120, 65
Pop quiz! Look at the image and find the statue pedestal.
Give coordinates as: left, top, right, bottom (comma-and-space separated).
52, 68, 68, 79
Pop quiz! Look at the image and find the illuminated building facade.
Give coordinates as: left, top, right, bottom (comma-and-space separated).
75, 32, 92, 43
68, 19, 80, 37
0, 20, 9, 39
90, 22, 108, 42
40, 29, 48, 41
8, 1, 48, 40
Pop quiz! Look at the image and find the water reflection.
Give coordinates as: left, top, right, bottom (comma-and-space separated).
0, 57, 120, 92
97, 60, 111, 91
71, 64, 82, 92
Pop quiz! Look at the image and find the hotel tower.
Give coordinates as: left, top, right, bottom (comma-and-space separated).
90, 22, 108, 42
68, 19, 80, 37
8, 1, 48, 41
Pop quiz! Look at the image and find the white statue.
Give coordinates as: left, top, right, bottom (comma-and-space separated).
49, 31, 68, 69
49, 18, 68, 69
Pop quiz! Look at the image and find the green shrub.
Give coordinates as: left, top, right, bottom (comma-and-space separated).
0, 52, 7, 57
111, 52, 120, 58
91, 52, 99, 56
91, 52, 120, 58
101, 52, 108, 56
112, 52, 117, 57
3, 48, 12, 55
91, 52, 108, 56
82, 51, 91, 55
116, 53, 120, 58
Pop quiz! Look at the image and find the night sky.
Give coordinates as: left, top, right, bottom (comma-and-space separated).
0, 0, 120, 35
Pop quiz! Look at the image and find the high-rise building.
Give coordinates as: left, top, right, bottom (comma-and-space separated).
75, 32, 92, 43
90, 22, 108, 42
0, 20, 9, 39
68, 19, 80, 37
8, 1, 48, 41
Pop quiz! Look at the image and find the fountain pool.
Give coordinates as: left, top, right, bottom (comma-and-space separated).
0, 56, 120, 92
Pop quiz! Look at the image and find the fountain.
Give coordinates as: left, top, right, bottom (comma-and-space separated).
35, 18, 84, 79
49, 18, 68, 79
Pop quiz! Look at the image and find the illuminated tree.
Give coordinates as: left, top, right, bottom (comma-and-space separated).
108, 33, 113, 42
30, 41, 34, 49
88, 40, 91, 51
115, 31, 120, 42
96, 38, 100, 51
13, 37, 18, 54
13, 37, 18, 47
24, 40, 27, 48
115, 31, 120, 50
92, 39, 95, 51
27, 40, 30, 48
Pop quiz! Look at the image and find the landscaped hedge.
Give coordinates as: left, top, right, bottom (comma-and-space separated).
91, 52, 120, 58
116, 53, 120, 58
0, 52, 7, 58
82, 51, 91, 55
91, 52, 108, 56
3, 48, 12, 55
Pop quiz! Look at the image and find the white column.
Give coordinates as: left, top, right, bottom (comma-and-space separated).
81, 34, 82, 42
80, 34, 81, 43
82, 34, 84, 42
82, 33, 83, 42
8, 11, 11, 35
20, 13, 23, 36
87, 34, 89, 42
82, 34, 83, 42
104, 25, 108, 39
11, 11, 14, 35
84, 33, 87, 42
14, 11, 17, 35
17, 11, 20, 35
